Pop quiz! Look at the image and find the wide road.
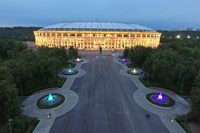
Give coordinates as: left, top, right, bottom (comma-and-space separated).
50, 52, 169, 133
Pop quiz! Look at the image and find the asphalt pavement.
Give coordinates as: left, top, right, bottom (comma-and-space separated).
50, 52, 169, 133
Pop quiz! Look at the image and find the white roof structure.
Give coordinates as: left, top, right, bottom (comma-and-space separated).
39, 22, 156, 32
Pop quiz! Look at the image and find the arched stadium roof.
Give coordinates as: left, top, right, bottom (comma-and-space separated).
39, 22, 156, 32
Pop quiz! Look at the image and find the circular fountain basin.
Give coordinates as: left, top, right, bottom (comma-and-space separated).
119, 58, 129, 64
37, 93, 65, 109
74, 58, 84, 63
62, 68, 78, 75
146, 93, 175, 107
127, 69, 139, 75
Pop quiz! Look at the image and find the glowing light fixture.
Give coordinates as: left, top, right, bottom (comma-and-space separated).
158, 93, 163, 100
76, 58, 81, 62
68, 68, 72, 73
48, 93, 54, 102
132, 68, 137, 74
187, 35, 191, 39
176, 35, 181, 39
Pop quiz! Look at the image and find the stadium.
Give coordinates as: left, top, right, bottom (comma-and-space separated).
34, 22, 161, 50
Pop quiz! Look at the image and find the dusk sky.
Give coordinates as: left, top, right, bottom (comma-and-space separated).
0, 0, 200, 30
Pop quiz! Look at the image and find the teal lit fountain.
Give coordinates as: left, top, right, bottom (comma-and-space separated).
42, 93, 60, 106
62, 68, 78, 75
47, 93, 54, 102
37, 93, 65, 109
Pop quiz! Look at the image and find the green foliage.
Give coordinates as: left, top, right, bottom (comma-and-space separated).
191, 71, 200, 121
143, 44, 200, 95
0, 116, 39, 133
5, 47, 68, 95
0, 40, 26, 59
127, 46, 152, 68
159, 31, 200, 44
0, 30, 80, 132
125, 37, 200, 120
176, 115, 192, 133
123, 47, 129, 58
0, 65, 21, 127
68, 46, 78, 60
0, 27, 40, 41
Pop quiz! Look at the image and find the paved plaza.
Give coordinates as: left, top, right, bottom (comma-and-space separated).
23, 52, 190, 133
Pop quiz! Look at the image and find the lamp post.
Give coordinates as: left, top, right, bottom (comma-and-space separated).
176, 35, 181, 39
8, 119, 12, 133
26, 101, 30, 129
185, 98, 191, 124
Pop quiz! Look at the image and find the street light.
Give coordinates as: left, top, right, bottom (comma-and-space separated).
185, 98, 191, 124
8, 119, 12, 133
176, 35, 181, 39
187, 35, 191, 39
197, 36, 199, 39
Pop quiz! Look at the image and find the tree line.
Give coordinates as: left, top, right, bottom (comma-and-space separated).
123, 40, 200, 121
0, 39, 78, 132
0, 27, 40, 41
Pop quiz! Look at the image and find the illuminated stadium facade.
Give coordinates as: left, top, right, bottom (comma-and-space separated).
34, 22, 161, 50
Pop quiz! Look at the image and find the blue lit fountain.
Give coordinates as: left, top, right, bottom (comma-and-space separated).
39, 93, 61, 106
62, 68, 78, 75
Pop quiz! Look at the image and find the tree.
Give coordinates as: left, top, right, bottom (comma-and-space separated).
68, 46, 78, 60
128, 46, 152, 67
123, 47, 129, 58
191, 71, 200, 121
99, 46, 102, 54
0, 65, 21, 126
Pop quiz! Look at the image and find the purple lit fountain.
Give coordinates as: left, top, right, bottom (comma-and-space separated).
120, 58, 128, 64
150, 92, 170, 104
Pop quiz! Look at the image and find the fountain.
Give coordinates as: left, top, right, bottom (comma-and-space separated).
120, 58, 128, 64
127, 68, 139, 75
62, 68, 78, 75
47, 93, 54, 102
76, 58, 81, 62
74, 58, 83, 63
146, 92, 175, 107
37, 93, 65, 109
151, 92, 169, 104
157, 93, 163, 100
68, 68, 72, 73
132, 68, 137, 74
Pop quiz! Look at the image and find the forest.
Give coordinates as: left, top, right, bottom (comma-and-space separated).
124, 38, 200, 123
0, 37, 78, 132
